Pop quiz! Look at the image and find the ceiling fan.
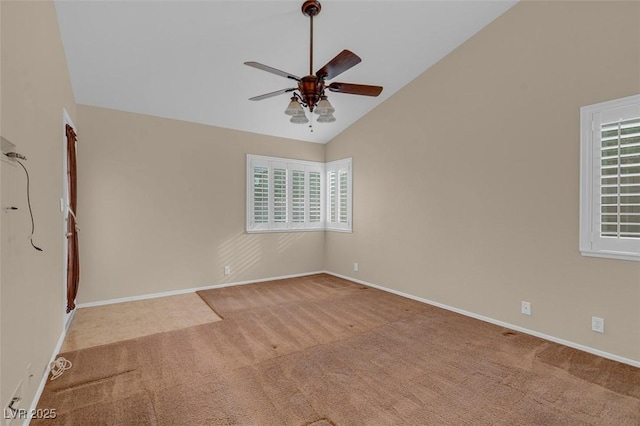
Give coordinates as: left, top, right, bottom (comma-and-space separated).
244, 0, 383, 125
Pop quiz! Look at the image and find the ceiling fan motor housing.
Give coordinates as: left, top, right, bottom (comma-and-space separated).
299, 76, 324, 111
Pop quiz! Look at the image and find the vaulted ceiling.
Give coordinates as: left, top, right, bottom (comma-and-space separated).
55, 1, 516, 143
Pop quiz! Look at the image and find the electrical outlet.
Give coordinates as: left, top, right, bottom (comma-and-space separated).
353, 262, 359, 272
521, 301, 531, 316
224, 266, 230, 275
592, 316, 605, 333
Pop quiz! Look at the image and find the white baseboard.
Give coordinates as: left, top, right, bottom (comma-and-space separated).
25, 309, 75, 426
76, 271, 326, 309
324, 271, 640, 368
66, 269, 640, 367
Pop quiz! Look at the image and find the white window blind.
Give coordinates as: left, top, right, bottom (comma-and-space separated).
580, 94, 640, 261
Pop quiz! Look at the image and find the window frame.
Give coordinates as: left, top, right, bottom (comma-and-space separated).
245, 154, 352, 234
326, 158, 353, 232
579, 94, 640, 261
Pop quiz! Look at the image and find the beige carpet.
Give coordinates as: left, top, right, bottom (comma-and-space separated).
35, 274, 639, 425
62, 293, 221, 352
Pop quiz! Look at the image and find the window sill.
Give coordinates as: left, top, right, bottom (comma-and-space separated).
246, 228, 352, 234
580, 250, 640, 262
247, 228, 325, 234
326, 228, 352, 233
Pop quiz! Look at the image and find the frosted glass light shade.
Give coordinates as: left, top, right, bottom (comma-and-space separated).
284, 98, 304, 116
290, 113, 309, 124
315, 96, 335, 115
316, 113, 336, 123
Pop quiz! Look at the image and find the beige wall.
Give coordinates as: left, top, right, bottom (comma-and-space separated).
1, 0, 77, 412
325, 0, 640, 362
0, 0, 4, 409
76, 105, 325, 303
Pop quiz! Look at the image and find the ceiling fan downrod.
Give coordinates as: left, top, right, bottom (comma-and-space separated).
302, 1, 321, 76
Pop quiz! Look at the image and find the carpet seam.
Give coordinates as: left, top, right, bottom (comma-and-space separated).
53, 369, 137, 393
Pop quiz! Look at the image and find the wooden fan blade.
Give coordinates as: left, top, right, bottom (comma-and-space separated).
316, 50, 361, 80
327, 82, 383, 97
244, 62, 301, 81
249, 88, 297, 101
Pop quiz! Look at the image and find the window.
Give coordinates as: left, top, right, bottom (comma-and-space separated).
326, 158, 352, 232
247, 155, 352, 233
580, 94, 640, 261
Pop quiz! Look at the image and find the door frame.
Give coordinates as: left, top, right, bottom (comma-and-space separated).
62, 108, 76, 330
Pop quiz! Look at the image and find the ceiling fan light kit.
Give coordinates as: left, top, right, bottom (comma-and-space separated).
284, 96, 305, 116
290, 114, 310, 124
315, 95, 335, 115
245, 0, 383, 127
316, 113, 336, 123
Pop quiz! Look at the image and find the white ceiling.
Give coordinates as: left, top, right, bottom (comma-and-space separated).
55, 0, 516, 144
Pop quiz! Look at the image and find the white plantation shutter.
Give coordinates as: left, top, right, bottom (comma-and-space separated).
326, 158, 352, 232
339, 170, 348, 224
247, 155, 326, 232
253, 166, 269, 224
303, 165, 325, 230
309, 172, 322, 223
273, 168, 287, 223
580, 95, 640, 260
600, 118, 640, 239
328, 171, 336, 223
292, 170, 305, 223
